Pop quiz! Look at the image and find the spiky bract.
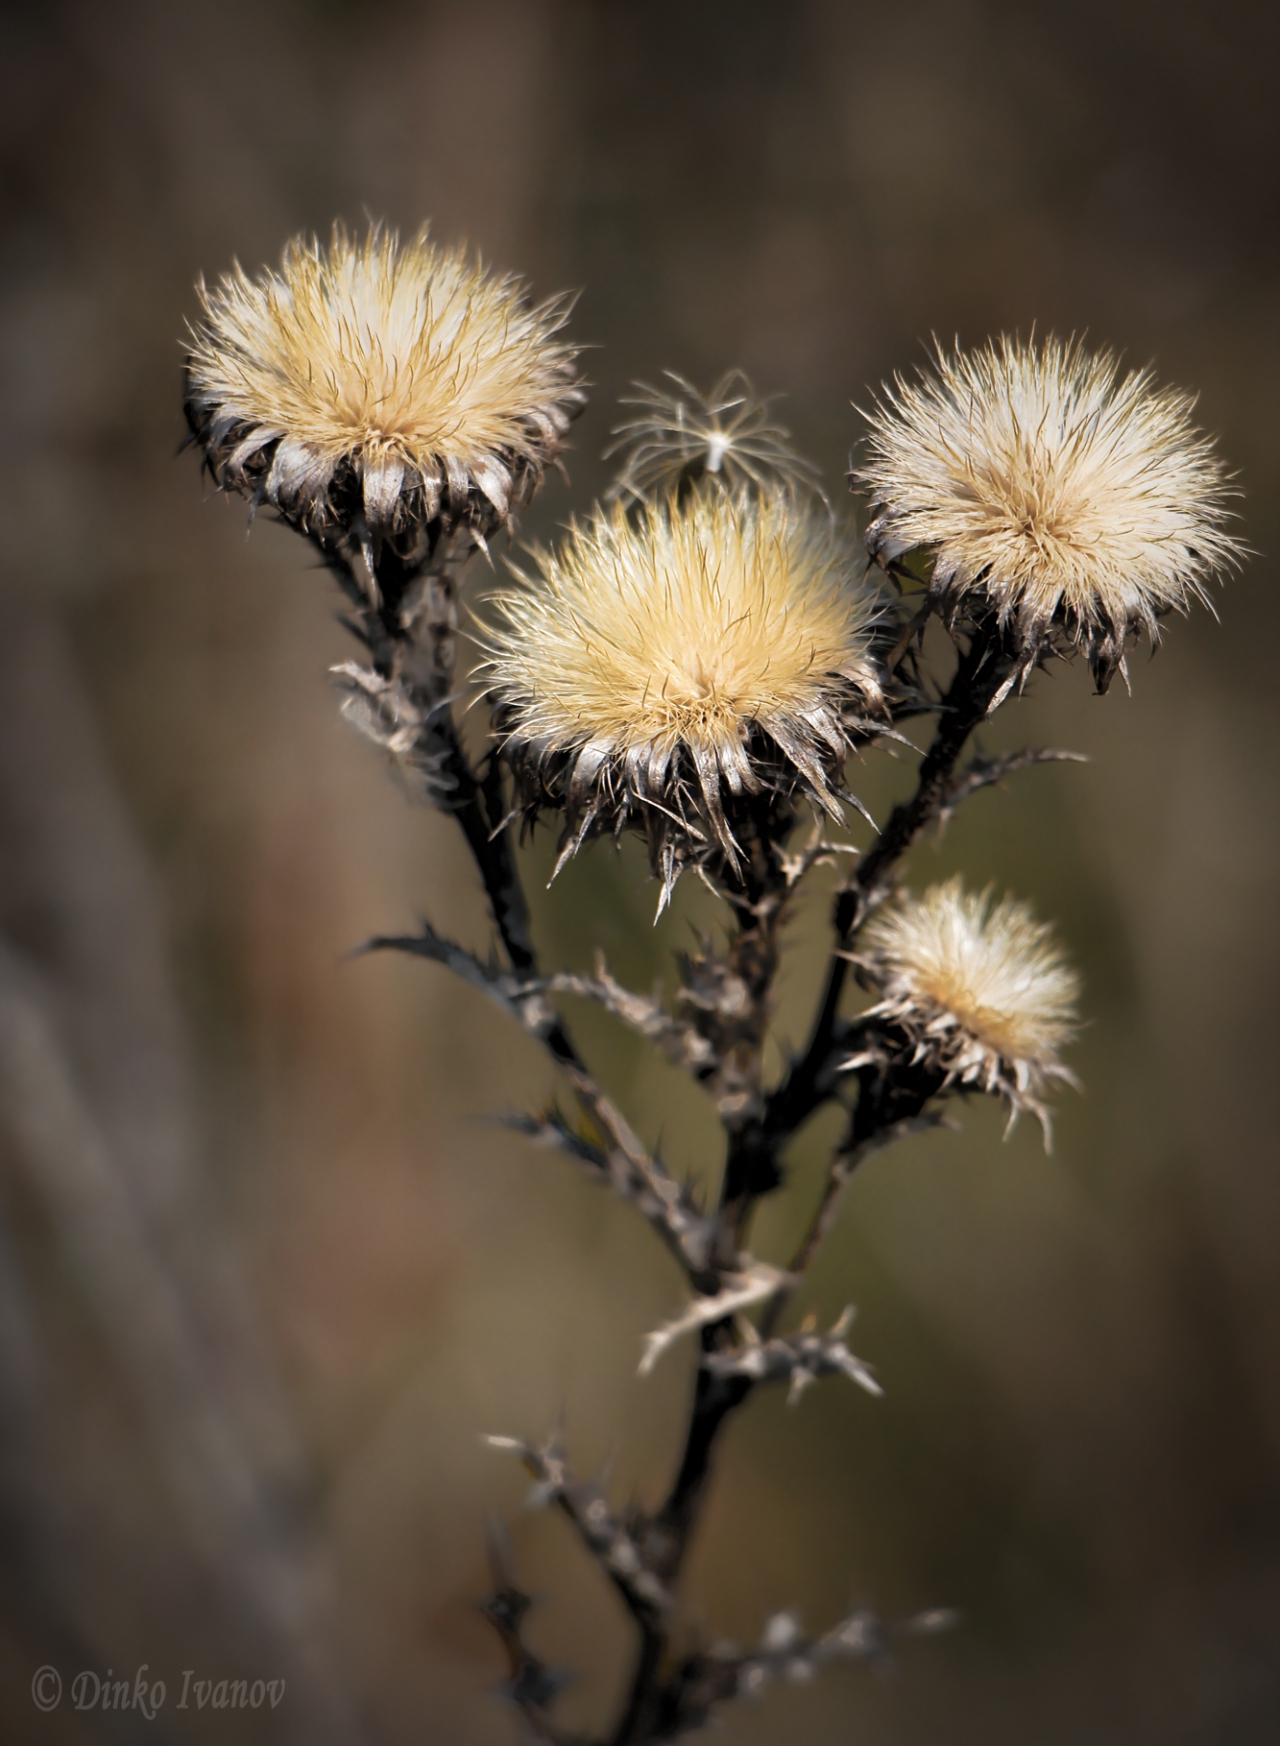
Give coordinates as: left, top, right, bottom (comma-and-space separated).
185, 223, 583, 567
854, 337, 1239, 690
481, 487, 886, 896
858, 878, 1079, 1140
606, 372, 821, 505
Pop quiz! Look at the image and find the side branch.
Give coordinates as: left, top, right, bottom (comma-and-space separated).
643, 1603, 957, 1740
487, 1433, 672, 1624
328, 541, 540, 979
544, 958, 716, 1077
480, 1518, 582, 1746
499, 1111, 714, 1277
366, 926, 712, 1277
702, 1306, 882, 1404
764, 624, 1025, 1149
639, 1263, 790, 1377
934, 745, 1087, 833
759, 1108, 951, 1341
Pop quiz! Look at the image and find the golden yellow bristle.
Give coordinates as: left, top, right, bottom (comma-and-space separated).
185, 222, 582, 549
860, 879, 1079, 1139
481, 486, 886, 891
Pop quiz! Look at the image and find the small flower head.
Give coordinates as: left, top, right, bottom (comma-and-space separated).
480, 485, 887, 900
854, 336, 1240, 691
606, 371, 821, 505
858, 878, 1079, 1141
185, 223, 583, 568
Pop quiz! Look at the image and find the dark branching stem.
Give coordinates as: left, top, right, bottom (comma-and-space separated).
482, 1517, 582, 1746
609, 621, 1015, 1743
763, 621, 1014, 1148
366, 583, 1017, 1743
449, 745, 540, 977
703, 795, 798, 1261
335, 538, 569, 1051
760, 1065, 949, 1342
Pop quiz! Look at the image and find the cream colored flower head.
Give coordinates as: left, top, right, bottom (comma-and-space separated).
854, 336, 1240, 691
480, 485, 887, 900
185, 222, 583, 563
859, 878, 1079, 1142
605, 371, 822, 505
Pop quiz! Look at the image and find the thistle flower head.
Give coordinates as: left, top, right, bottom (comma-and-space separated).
185, 223, 584, 566
480, 485, 886, 899
854, 336, 1240, 690
859, 878, 1079, 1140
606, 371, 821, 505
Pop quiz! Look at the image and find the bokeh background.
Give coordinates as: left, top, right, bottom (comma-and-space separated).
2, 2, 1279, 1741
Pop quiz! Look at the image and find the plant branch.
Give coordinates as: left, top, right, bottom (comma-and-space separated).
543, 958, 716, 1077
620, 1084, 948, 1721
610, 624, 1018, 1740
487, 1433, 672, 1624
762, 620, 1015, 1149
934, 744, 1087, 834
365, 926, 713, 1278
640, 1602, 957, 1740
479, 1517, 582, 1745
758, 1106, 951, 1343
701, 1306, 881, 1404
497, 1111, 714, 1277
328, 543, 540, 978
790, 1112, 947, 1283
638, 1263, 791, 1378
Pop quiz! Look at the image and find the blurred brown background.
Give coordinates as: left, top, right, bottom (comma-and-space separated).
1, 2, 1278, 1741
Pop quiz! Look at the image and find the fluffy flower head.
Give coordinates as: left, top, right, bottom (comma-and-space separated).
185, 223, 583, 556
855, 336, 1239, 688
860, 879, 1079, 1137
482, 487, 885, 892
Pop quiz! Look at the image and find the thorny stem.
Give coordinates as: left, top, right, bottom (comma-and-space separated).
365, 579, 1013, 1742
339, 542, 547, 988
763, 621, 1012, 1147
610, 1631, 669, 1746
347, 553, 689, 1742
451, 750, 539, 975
702, 795, 798, 1263
214, 459, 1006, 1736
760, 1069, 944, 1341
610, 621, 1012, 1742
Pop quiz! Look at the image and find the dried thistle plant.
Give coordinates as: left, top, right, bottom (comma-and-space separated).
184, 234, 1241, 1746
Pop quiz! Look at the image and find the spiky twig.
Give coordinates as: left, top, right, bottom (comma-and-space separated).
935, 744, 1088, 833
639, 1264, 791, 1378
542, 958, 716, 1077
487, 1433, 672, 1623
701, 1307, 882, 1405
644, 1603, 957, 1739
366, 926, 713, 1280
498, 1111, 714, 1277
480, 1518, 581, 1745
